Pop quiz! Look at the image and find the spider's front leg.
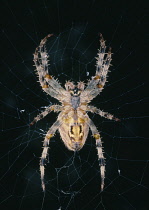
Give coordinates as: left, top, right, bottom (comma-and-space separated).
34, 34, 66, 100
88, 119, 105, 191
87, 105, 120, 121
83, 34, 112, 101
40, 120, 61, 191
30, 105, 62, 126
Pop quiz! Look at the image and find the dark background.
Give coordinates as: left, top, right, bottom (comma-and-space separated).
0, 0, 148, 209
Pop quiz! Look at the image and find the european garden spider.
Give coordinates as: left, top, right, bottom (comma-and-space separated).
30, 33, 120, 192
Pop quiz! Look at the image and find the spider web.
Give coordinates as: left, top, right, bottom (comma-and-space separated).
1, 0, 148, 209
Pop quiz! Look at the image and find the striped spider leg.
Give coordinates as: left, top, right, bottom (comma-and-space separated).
80, 34, 120, 190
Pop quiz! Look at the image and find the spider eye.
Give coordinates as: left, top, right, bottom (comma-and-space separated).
70, 125, 82, 136
73, 87, 78, 94
71, 87, 81, 96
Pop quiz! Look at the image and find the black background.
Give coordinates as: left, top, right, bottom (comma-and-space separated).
1, 0, 148, 210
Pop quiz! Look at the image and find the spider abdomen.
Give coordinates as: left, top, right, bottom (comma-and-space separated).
58, 112, 89, 151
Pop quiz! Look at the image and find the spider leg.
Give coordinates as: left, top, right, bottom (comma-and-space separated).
87, 105, 120, 121
40, 119, 61, 191
88, 119, 105, 191
82, 34, 112, 102
30, 105, 62, 126
34, 34, 67, 100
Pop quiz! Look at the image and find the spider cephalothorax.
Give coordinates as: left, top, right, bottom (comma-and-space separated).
31, 33, 120, 192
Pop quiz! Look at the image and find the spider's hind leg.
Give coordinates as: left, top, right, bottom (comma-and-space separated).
40, 120, 61, 191
88, 119, 105, 191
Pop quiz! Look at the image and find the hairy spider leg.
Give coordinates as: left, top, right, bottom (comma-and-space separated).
88, 119, 105, 191
83, 34, 112, 102
30, 105, 62, 126
40, 120, 61, 191
85, 34, 106, 90
33, 34, 67, 100
87, 106, 120, 121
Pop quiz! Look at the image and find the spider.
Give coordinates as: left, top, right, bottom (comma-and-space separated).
30, 33, 120, 192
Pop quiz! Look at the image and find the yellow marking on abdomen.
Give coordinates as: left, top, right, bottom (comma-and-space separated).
63, 117, 72, 124
78, 118, 85, 123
